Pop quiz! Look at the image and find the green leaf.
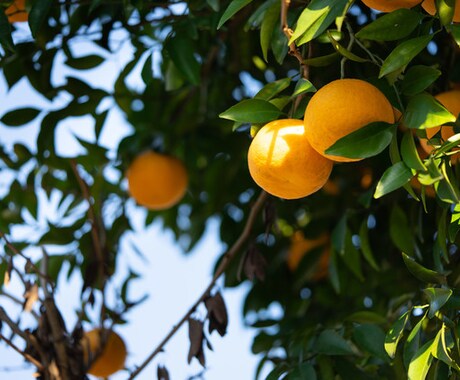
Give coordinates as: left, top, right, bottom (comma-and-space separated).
260, 1, 279, 62
404, 313, 426, 369
28, 0, 53, 38
379, 35, 433, 78
353, 324, 389, 361
404, 93, 456, 129
287, 362, 317, 380
255, 78, 291, 101
356, 9, 423, 41
290, 0, 349, 46
431, 324, 460, 369
219, 99, 284, 123
0, 9, 14, 52
341, 229, 364, 282
164, 36, 200, 85
401, 131, 427, 170
448, 24, 460, 47
141, 54, 154, 85
385, 310, 410, 359
291, 78, 317, 98
304, 52, 340, 67
390, 205, 415, 256
374, 162, 414, 198
217, 0, 253, 29
358, 220, 379, 271
401, 66, 442, 96
65, 54, 105, 70
436, 0, 456, 25
423, 288, 452, 318
408, 339, 434, 380
1, 108, 41, 127
346, 311, 387, 325
402, 253, 447, 285
315, 329, 355, 356
326, 122, 395, 160
328, 30, 367, 62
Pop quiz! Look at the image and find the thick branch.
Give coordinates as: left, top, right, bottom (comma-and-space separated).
40, 251, 71, 380
128, 190, 268, 380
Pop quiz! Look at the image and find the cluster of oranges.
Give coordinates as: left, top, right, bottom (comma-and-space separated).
362, 0, 460, 22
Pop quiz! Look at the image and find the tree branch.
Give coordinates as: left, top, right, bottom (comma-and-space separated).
127, 190, 269, 380
0, 333, 43, 371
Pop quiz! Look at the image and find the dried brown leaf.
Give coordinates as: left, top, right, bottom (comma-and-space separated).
23, 283, 39, 312
157, 365, 170, 380
205, 292, 228, 337
187, 318, 206, 367
243, 243, 267, 282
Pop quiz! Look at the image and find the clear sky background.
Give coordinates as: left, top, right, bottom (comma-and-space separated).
0, 17, 272, 380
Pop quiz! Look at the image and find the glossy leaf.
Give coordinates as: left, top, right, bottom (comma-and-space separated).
385, 310, 410, 359
374, 162, 414, 198
401, 131, 427, 171
219, 99, 284, 123
401, 66, 442, 96
402, 253, 447, 285
290, 0, 349, 46
356, 9, 423, 41
260, 1, 279, 62
291, 78, 317, 97
408, 339, 434, 380
218, 0, 253, 29
255, 78, 291, 101
0, 10, 14, 52
423, 288, 452, 318
328, 31, 367, 62
353, 324, 388, 361
404, 313, 426, 369
404, 93, 456, 129
325, 122, 395, 160
379, 35, 432, 78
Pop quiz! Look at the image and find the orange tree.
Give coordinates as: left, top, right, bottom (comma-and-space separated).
0, 0, 459, 379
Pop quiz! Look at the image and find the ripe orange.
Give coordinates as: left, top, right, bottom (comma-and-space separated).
81, 329, 127, 378
419, 90, 460, 159
304, 79, 395, 162
287, 231, 330, 281
361, 0, 422, 12
126, 151, 188, 210
422, 0, 460, 22
247, 119, 333, 199
5, 0, 28, 23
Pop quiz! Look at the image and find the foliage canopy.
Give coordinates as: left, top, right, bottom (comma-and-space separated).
0, 0, 460, 379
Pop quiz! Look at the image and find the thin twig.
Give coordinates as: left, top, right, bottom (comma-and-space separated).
281, 0, 309, 78
0, 307, 29, 341
0, 231, 52, 285
128, 190, 268, 380
0, 333, 43, 370
0, 289, 40, 320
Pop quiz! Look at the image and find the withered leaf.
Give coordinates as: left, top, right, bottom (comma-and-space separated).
187, 318, 206, 367
204, 292, 228, 337
23, 283, 39, 312
157, 365, 170, 380
263, 198, 277, 236
243, 243, 267, 282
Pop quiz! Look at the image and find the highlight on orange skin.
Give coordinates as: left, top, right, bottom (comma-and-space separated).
5, 0, 28, 23
361, 0, 423, 13
422, 0, 460, 22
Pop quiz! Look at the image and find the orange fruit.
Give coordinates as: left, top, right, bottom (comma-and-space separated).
419, 90, 460, 159
304, 79, 395, 162
422, 0, 460, 22
287, 231, 330, 281
126, 151, 188, 210
81, 329, 127, 378
5, 0, 28, 23
247, 119, 334, 199
361, 0, 422, 12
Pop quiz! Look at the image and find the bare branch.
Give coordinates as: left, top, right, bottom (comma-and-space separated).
127, 191, 268, 380
0, 333, 43, 370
